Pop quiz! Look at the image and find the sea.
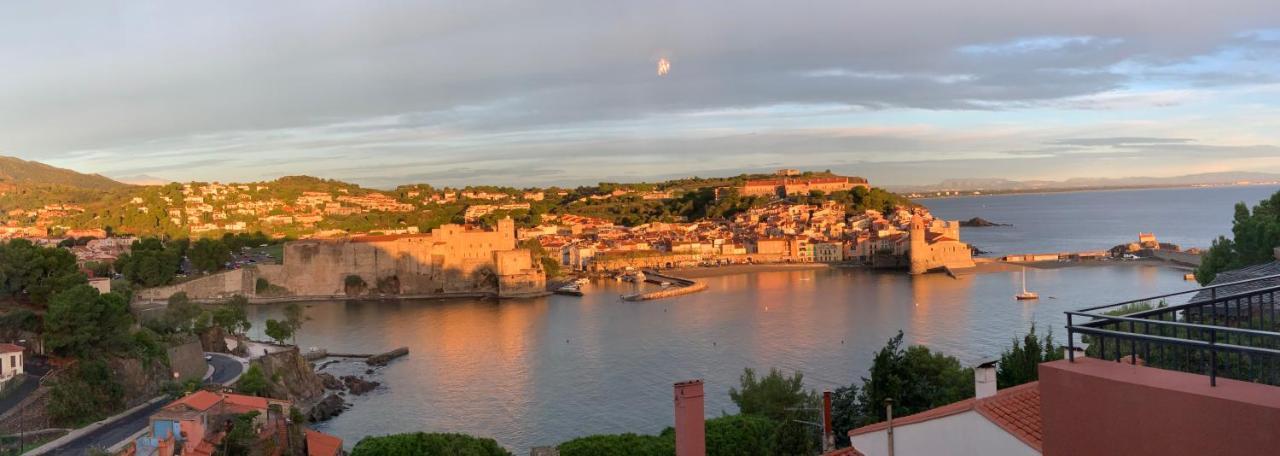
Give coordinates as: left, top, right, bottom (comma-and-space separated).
243, 184, 1280, 452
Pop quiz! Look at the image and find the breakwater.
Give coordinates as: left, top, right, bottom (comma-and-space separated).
621, 271, 707, 301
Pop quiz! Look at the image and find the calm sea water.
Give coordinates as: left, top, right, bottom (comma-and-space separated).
921, 185, 1280, 256
243, 185, 1280, 452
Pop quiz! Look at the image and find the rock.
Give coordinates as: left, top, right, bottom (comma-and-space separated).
341, 375, 381, 395
365, 369, 374, 375
308, 393, 346, 422
960, 217, 1010, 227
318, 372, 344, 391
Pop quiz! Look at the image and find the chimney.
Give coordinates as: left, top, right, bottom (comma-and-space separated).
975, 360, 998, 399
822, 391, 835, 452
674, 380, 705, 456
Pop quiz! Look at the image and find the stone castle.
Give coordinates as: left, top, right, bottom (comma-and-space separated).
273, 217, 544, 297
908, 214, 976, 274
136, 217, 545, 302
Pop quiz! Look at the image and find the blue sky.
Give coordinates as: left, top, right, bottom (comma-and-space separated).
2, 1, 1280, 188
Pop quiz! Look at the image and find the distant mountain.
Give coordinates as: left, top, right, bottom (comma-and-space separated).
0, 156, 127, 191
115, 174, 171, 186
889, 172, 1280, 193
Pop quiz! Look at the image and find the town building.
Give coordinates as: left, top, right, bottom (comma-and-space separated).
126, 390, 341, 456
739, 176, 869, 198
0, 344, 23, 389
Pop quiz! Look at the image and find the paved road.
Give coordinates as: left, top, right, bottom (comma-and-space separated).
0, 374, 40, 415
44, 353, 243, 455
206, 353, 244, 385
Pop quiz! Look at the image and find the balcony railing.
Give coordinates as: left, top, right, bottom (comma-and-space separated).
1066, 273, 1280, 386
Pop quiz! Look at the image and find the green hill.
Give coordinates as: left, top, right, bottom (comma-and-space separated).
0, 156, 126, 191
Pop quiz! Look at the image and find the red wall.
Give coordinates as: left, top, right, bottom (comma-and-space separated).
1040, 358, 1280, 456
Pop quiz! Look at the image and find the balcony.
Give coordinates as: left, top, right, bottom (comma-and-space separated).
1043, 273, 1280, 455
1066, 272, 1280, 386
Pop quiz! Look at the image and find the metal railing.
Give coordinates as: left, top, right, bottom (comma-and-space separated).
1066, 273, 1280, 386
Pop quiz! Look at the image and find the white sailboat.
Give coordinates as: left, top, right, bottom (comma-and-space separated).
1015, 268, 1039, 300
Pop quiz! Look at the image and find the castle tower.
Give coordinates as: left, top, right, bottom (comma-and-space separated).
498, 216, 515, 238
908, 214, 927, 274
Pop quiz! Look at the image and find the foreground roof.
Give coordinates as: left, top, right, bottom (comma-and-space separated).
848, 381, 1043, 452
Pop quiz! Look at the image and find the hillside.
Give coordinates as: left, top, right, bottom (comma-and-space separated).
0, 156, 126, 191
0, 159, 910, 238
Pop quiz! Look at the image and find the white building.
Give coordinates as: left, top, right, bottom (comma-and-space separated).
0, 344, 24, 386
847, 364, 1042, 456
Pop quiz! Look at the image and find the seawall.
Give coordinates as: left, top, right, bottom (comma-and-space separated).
621, 271, 707, 301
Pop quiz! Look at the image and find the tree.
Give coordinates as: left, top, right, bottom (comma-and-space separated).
162, 292, 203, 334
556, 433, 670, 456
833, 331, 974, 430
43, 285, 133, 358
236, 365, 268, 396
0, 239, 86, 306
702, 414, 778, 456
220, 411, 262, 455
729, 367, 817, 422
1195, 190, 1280, 284
189, 238, 231, 273
352, 433, 513, 456
283, 303, 304, 343
728, 367, 820, 456
264, 319, 293, 345
47, 359, 125, 426
996, 323, 1063, 389
212, 295, 251, 335
115, 238, 180, 287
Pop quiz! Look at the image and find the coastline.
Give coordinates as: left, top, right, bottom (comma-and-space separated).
667, 263, 831, 278
909, 182, 1280, 201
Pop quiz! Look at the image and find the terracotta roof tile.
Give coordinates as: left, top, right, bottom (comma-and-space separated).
0, 343, 23, 353
974, 381, 1043, 451
306, 429, 343, 456
846, 381, 1044, 453
167, 390, 222, 412
821, 446, 866, 456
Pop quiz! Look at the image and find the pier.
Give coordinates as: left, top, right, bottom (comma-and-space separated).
621, 271, 708, 301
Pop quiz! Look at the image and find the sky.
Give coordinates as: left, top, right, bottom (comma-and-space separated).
3, 1, 1280, 189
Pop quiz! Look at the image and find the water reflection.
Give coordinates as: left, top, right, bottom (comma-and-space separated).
245, 264, 1193, 452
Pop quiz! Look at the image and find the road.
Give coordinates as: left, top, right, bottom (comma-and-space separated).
0, 374, 40, 415
44, 353, 243, 455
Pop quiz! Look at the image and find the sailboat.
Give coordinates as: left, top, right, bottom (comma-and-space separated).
1015, 268, 1039, 300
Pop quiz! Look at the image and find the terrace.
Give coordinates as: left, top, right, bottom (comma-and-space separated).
1044, 272, 1280, 455
1066, 272, 1280, 386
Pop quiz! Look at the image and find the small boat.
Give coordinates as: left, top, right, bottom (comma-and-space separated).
573, 277, 590, 286
1015, 268, 1038, 300
555, 284, 584, 297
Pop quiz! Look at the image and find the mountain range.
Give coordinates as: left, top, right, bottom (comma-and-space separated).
0, 156, 126, 191
885, 172, 1280, 194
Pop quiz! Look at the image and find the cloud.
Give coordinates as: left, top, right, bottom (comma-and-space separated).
5, 1, 1280, 186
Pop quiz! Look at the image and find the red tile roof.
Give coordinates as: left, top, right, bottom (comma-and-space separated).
0, 343, 23, 354
847, 381, 1043, 452
974, 382, 1043, 451
306, 429, 344, 456
821, 447, 866, 456
168, 390, 223, 412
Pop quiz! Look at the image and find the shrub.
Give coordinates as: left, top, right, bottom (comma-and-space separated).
704, 414, 778, 456
237, 365, 269, 397
352, 433, 512, 456
557, 433, 672, 456
256, 277, 270, 294
48, 360, 124, 426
